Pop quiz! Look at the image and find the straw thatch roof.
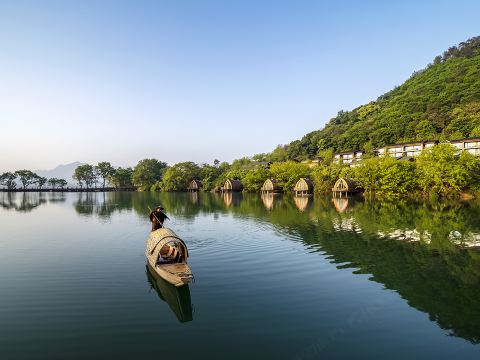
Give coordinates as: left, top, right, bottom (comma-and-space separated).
294, 178, 313, 192
223, 179, 243, 192
187, 179, 203, 190
261, 179, 281, 192
332, 178, 359, 193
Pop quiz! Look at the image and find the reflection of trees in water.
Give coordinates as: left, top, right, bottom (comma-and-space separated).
0, 192, 52, 212
150, 193, 480, 344
73, 192, 133, 219
272, 200, 480, 344
68, 190, 480, 342
48, 192, 67, 203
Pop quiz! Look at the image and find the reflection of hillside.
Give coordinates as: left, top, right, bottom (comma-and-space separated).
190, 195, 480, 344
0, 192, 50, 212
272, 201, 480, 344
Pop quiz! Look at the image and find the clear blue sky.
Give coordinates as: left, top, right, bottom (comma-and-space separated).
0, 0, 479, 170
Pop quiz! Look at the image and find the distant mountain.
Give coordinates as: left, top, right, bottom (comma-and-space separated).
35, 162, 84, 184
271, 36, 480, 161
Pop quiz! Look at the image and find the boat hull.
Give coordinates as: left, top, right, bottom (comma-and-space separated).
146, 228, 193, 287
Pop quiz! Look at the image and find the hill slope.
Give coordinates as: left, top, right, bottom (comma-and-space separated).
279, 36, 480, 161
35, 162, 84, 184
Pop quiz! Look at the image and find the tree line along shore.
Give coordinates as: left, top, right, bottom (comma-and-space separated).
2, 142, 480, 200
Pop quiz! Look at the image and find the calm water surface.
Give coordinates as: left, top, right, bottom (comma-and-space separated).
1, 191, 480, 359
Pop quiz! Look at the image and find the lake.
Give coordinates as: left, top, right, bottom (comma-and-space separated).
1, 191, 480, 359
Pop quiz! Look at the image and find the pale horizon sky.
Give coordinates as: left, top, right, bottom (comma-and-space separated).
1, 0, 479, 171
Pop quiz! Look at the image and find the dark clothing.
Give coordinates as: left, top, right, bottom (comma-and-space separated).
149, 210, 169, 231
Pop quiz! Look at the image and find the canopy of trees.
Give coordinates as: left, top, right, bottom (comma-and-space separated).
132, 159, 168, 191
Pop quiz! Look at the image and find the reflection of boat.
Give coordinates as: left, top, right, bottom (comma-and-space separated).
332, 197, 350, 212
261, 193, 275, 210
146, 228, 193, 287
293, 196, 310, 211
146, 264, 193, 323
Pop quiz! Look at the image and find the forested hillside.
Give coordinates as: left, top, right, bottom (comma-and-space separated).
273, 36, 480, 161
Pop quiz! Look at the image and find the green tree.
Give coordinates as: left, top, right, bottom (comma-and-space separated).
416, 143, 480, 197
311, 164, 346, 194
35, 176, 48, 189
200, 164, 224, 191
48, 178, 59, 189
242, 167, 270, 192
267, 145, 287, 162
0, 172, 17, 190
73, 164, 97, 189
14, 170, 37, 189
269, 161, 310, 191
0, 173, 15, 189
95, 162, 115, 188
352, 156, 417, 199
109, 167, 134, 188
57, 179, 68, 189
132, 159, 167, 191
415, 119, 437, 140
160, 162, 201, 191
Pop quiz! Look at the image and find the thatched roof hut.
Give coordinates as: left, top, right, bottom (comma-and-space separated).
222, 179, 243, 192
187, 179, 203, 192
332, 178, 359, 197
294, 178, 313, 196
260, 179, 281, 193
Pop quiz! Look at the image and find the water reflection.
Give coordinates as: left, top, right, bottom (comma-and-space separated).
261, 193, 274, 210
145, 264, 193, 323
332, 197, 351, 213
222, 192, 243, 207
73, 192, 133, 219
293, 196, 310, 211
188, 191, 199, 204
0, 192, 56, 212
3, 191, 480, 342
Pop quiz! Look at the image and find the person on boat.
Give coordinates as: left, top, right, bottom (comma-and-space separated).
149, 206, 169, 231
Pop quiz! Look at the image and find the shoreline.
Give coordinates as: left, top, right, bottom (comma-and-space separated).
0, 187, 136, 193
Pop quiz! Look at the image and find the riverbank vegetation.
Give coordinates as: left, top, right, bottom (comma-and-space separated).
2, 37, 480, 199
2, 142, 480, 199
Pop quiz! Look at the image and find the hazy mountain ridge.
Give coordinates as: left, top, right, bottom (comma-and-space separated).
35, 162, 84, 184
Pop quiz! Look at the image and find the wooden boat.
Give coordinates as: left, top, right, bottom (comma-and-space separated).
146, 227, 193, 287
146, 264, 193, 323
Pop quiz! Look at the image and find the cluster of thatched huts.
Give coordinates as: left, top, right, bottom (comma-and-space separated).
186, 177, 361, 196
